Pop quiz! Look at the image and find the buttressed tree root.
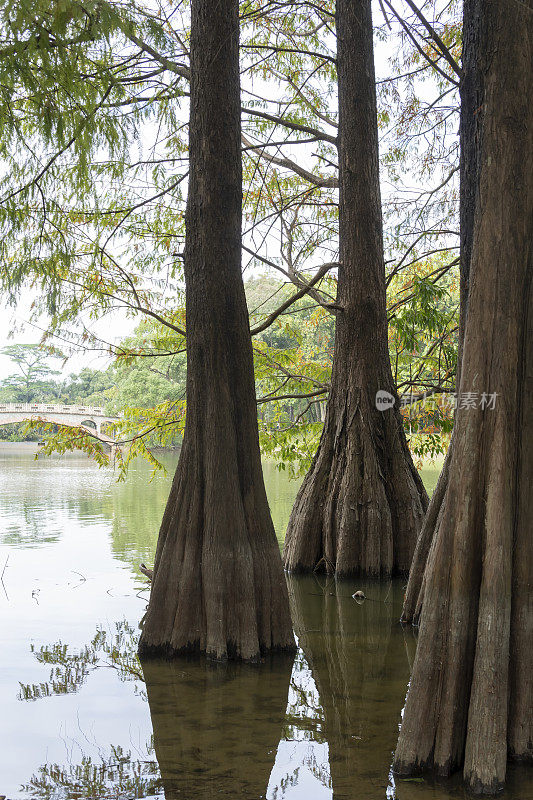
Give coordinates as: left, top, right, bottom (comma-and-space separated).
394, 0, 532, 790
283, 0, 428, 579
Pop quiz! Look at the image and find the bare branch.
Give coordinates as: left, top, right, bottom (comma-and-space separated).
401, 0, 462, 78
257, 388, 328, 404
382, 0, 460, 87
242, 133, 338, 188
250, 260, 338, 335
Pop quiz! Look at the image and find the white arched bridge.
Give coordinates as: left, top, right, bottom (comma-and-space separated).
0, 403, 119, 440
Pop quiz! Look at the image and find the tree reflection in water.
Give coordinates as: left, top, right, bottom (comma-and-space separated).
287, 575, 412, 800
18, 621, 293, 800
18, 621, 144, 702
18, 580, 415, 800
21, 746, 161, 800
18, 621, 160, 800
141, 655, 293, 799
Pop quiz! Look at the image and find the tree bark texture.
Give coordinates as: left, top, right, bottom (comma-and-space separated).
138, 0, 294, 661
394, 0, 533, 791
401, 0, 484, 622
283, 0, 428, 578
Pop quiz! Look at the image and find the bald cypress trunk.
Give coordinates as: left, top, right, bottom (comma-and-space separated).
401, 0, 483, 622
394, 0, 533, 791
138, 0, 294, 661
283, 0, 428, 578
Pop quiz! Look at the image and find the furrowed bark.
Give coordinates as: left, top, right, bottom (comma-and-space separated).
401, 450, 449, 621
138, 0, 294, 661
283, 0, 428, 579
508, 273, 533, 762
394, 0, 533, 791
401, 0, 484, 622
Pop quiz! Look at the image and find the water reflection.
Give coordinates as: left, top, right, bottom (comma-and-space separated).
0, 446, 299, 567
4, 447, 532, 800
18, 621, 143, 702
18, 623, 295, 799
22, 745, 161, 800
287, 576, 410, 799
16, 580, 409, 800
14, 582, 533, 800
142, 656, 293, 799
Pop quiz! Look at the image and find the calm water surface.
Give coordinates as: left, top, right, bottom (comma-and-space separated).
1, 445, 531, 800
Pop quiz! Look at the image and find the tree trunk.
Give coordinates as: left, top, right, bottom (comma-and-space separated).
394, 0, 533, 791
401, 0, 484, 622
138, 0, 294, 661
401, 450, 450, 621
283, 0, 428, 578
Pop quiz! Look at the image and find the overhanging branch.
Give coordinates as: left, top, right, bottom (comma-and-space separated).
250, 260, 339, 335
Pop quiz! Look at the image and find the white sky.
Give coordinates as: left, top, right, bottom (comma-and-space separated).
0, 300, 132, 380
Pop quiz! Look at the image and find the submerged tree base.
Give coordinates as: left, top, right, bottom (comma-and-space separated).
283, 382, 427, 578
138, 639, 296, 664
394, 0, 533, 791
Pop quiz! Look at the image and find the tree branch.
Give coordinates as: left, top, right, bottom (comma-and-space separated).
382, 0, 460, 87
401, 0, 462, 78
242, 133, 338, 188
257, 388, 328, 404
250, 260, 338, 335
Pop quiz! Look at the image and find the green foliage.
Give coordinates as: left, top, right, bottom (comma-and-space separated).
0, 0, 461, 474
108, 320, 186, 412
61, 367, 115, 405
0, 422, 45, 441
0, 0, 188, 351
0, 250, 457, 473
26, 420, 113, 467
0, 343, 61, 401
387, 254, 458, 460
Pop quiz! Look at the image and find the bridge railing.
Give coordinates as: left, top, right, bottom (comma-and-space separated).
0, 403, 107, 415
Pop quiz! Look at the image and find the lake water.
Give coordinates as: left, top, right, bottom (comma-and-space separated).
1, 444, 531, 800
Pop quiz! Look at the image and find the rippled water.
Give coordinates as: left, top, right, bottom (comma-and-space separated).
1, 444, 531, 800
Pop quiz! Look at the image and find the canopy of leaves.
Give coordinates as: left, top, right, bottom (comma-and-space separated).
0, 0, 461, 473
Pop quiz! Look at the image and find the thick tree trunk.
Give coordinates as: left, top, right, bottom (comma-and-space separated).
138, 0, 294, 661
401, 449, 450, 621
394, 0, 533, 792
283, 0, 428, 578
401, 0, 483, 622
